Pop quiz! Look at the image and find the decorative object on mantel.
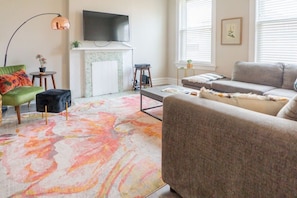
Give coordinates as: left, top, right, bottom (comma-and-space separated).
187, 59, 193, 68
36, 54, 47, 73
71, 40, 81, 48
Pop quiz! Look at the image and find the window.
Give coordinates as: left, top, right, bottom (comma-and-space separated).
177, 0, 215, 67
255, 0, 297, 63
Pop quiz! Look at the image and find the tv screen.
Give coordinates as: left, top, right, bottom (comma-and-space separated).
83, 10, 130, 42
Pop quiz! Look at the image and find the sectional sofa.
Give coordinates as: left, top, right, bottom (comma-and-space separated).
162, 93, 297, 197
162, 61, 297, 197
182, 61, 297, 98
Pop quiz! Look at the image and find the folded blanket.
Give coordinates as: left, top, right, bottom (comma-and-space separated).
186, 73, 224, 83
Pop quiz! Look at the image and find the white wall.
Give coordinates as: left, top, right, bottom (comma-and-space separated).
216, 0, 250, 77
167, 0, 250, 79
0, 0, 168, 96
1, 0, 252, 95
0, 0, 69, 89
68, 0, 168, 97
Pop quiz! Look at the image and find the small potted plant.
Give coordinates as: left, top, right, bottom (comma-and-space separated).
36, 54, 47, 73
71, 41, 81, 48
187, 59, 193, 68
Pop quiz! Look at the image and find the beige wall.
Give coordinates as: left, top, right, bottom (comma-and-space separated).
0, 0, 69, 89
68, 0, 168, 97
1, 0, 251, 94
216, 0, 250, 77
0, 0, 168, 93
167, 0, 250, 79
69, 0, 168, 77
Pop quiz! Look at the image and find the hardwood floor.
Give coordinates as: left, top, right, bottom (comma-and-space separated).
147, 185, 182, 198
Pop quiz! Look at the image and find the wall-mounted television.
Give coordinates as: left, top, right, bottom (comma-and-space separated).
83, 10, 130, 42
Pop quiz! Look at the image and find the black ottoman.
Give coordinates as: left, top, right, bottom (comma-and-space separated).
36, 89, 71, 113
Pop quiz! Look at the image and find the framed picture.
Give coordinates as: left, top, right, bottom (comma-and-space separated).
221, 17, 242, 45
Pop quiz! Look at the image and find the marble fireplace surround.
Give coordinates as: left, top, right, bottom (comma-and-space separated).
70, 46, 133, 98
85, 51, 124, 97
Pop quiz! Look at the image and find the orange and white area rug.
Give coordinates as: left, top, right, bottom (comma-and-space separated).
0, 94, 164, 197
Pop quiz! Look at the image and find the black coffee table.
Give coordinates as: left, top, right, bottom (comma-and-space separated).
140, 85, 198, 121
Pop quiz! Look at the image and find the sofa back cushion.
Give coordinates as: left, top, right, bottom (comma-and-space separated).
232, 61, 284, 88
282, 63, 297, 90
277, 94, 297, 121
199, 87, 289, 116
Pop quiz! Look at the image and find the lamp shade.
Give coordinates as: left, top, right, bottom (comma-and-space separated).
51, 15, 70, 30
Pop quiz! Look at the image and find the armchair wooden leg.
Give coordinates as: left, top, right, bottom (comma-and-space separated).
15, 106, 21, 124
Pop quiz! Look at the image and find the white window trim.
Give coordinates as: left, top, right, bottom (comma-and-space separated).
175, 0, 216, 71
248, 0, 256, 61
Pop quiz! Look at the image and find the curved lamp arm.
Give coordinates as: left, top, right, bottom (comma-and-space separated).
3, 13, 70, 66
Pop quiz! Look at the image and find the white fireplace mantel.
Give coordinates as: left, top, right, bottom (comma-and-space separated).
71, 47, 134, 51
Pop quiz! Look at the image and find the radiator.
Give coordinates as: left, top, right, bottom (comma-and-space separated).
92, 61, 118, 96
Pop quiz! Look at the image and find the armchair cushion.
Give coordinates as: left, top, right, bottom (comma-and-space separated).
13, 69, 32, 86
2, 86, 44, 106
0, 69, 32, 94
0, 73, 19, 94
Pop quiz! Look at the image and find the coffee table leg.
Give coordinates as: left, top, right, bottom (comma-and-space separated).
140, 93, 143, 111
140, 94, 162, 121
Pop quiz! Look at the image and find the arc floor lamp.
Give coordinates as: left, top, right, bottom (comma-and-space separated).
2, 13, 70, 113
3, 12, 70, 66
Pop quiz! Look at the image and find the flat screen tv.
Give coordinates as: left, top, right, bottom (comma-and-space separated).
83, 10, 130, 42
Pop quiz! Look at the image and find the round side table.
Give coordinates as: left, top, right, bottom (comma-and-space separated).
30, 71, 57, 90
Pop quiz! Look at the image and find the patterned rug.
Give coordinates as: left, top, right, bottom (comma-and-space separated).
0, 94, 164, 197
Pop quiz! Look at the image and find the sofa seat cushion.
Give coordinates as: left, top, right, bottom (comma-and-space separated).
182, 78, 213, 89
2, 86, 44, 106
264, 88, 297, 99
212, 80, 276, 95
232, 61, 284, 87
182, 77, 229, 90
199, 87, 289, 115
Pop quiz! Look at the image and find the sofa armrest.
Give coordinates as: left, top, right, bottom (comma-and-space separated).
162, 94, 297, 197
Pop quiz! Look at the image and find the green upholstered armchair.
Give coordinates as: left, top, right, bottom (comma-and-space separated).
0, 65, 44, 124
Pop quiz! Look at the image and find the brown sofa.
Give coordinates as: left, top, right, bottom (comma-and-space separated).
162, 94, 297, 197
182, 61, 297, 98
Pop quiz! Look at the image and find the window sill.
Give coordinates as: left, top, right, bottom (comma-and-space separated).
175, 63, 216, 71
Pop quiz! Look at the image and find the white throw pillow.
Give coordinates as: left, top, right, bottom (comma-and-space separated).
199, 87, 289, 116
277, 94, 297, 121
